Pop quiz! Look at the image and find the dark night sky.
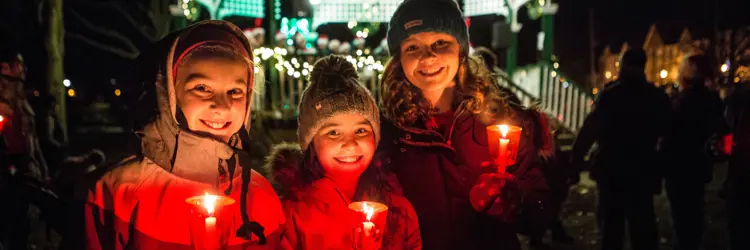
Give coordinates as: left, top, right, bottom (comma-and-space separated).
4, 0, 750, 90
554, 0, 750, 84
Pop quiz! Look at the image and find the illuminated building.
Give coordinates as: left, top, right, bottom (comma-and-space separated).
598, 25, 706, 88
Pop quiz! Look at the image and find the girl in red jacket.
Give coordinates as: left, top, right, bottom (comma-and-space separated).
81, 21, 284, 249
265, 55, 421, 250
379, 0, 553, 249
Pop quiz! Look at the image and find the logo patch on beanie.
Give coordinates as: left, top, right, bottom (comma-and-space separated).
404, 20, 423, 30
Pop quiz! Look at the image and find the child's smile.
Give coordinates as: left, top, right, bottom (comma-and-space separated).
418, 66, 445, 77
200, 119, 232, 130
334, 155, 364, 164
313, 114, 376, 178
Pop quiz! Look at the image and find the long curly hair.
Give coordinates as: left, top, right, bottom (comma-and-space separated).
380, 54, 508, 127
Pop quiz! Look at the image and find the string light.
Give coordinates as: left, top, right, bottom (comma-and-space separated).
251, 47, 386, 78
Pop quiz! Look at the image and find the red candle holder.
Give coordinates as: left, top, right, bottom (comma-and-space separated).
486, 124, 523, 172
722, 134, 733, 156
349, 201, 388, 250
0, 114, 6, 134
185, 193, 236, 250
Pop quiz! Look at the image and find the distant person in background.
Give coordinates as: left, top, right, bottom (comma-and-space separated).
661, 54, 724, 250
723, 78, 750, 249
571, 48, 669, 250
0, 43, 45, 250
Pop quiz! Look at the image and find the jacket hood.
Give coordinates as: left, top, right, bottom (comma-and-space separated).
136, 20, 256, 186
263, 143, 305, 197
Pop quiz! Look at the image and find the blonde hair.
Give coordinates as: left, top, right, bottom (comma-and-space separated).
380, 55, 506, 127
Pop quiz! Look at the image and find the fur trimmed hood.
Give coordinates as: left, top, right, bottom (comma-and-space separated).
263, 143, 305, 196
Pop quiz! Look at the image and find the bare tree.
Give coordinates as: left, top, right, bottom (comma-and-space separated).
716, 27, 750, 83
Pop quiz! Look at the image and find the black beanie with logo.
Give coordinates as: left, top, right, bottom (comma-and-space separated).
387, 0, 469, 58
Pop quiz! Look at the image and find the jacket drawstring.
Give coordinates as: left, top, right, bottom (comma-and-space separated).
223, 158, 235, 195
445, 101, 469, 146
233, 129, 267, 244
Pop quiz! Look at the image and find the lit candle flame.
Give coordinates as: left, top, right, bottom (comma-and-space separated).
203, 192, 218, 216
499, 124, 509, 138
0, 115, 4, 122
363, 202, 374, 221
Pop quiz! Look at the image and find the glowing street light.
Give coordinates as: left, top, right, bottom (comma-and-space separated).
721, 63, 728, 73
660, 69, 668, 79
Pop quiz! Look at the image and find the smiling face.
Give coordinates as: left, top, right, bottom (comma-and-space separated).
312, 113, 376, 181
399, 32, 460, 93
175, 53, 250, 143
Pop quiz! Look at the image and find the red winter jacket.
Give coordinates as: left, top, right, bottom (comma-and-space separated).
81, 21, 285, 250
265, 143, 422, 250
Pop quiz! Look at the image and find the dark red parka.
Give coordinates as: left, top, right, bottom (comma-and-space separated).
379, 100, 551, 250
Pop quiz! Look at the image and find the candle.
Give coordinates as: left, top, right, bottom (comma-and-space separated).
362, 202, 375, 236
0, 115, 5, 134
203, 193, 219, 250
362, 221, 375, 237
498, 138, 510, 173
349, 201, 388, 250
723, 134, 733, 156
486, 124, 522, 170
186, 193, 235, 250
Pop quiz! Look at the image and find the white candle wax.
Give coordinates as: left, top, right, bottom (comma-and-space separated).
498, 138, 510, 171
205, 217, 218, 249
362, 221, 375, 237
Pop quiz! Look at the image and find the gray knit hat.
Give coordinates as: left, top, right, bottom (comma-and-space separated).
297, 55, 380, 151
387, 0, 469, 58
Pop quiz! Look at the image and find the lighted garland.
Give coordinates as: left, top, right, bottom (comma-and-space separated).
181, 0, 199, 21
251, 47, 386, 79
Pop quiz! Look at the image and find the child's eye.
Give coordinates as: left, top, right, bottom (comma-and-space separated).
193, 84, 211, 93
356, 128, 370, 135
327, 130, 340, 137
433, 40, 450, 48
405, 45, 419, 52
229, 88, 245, 98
